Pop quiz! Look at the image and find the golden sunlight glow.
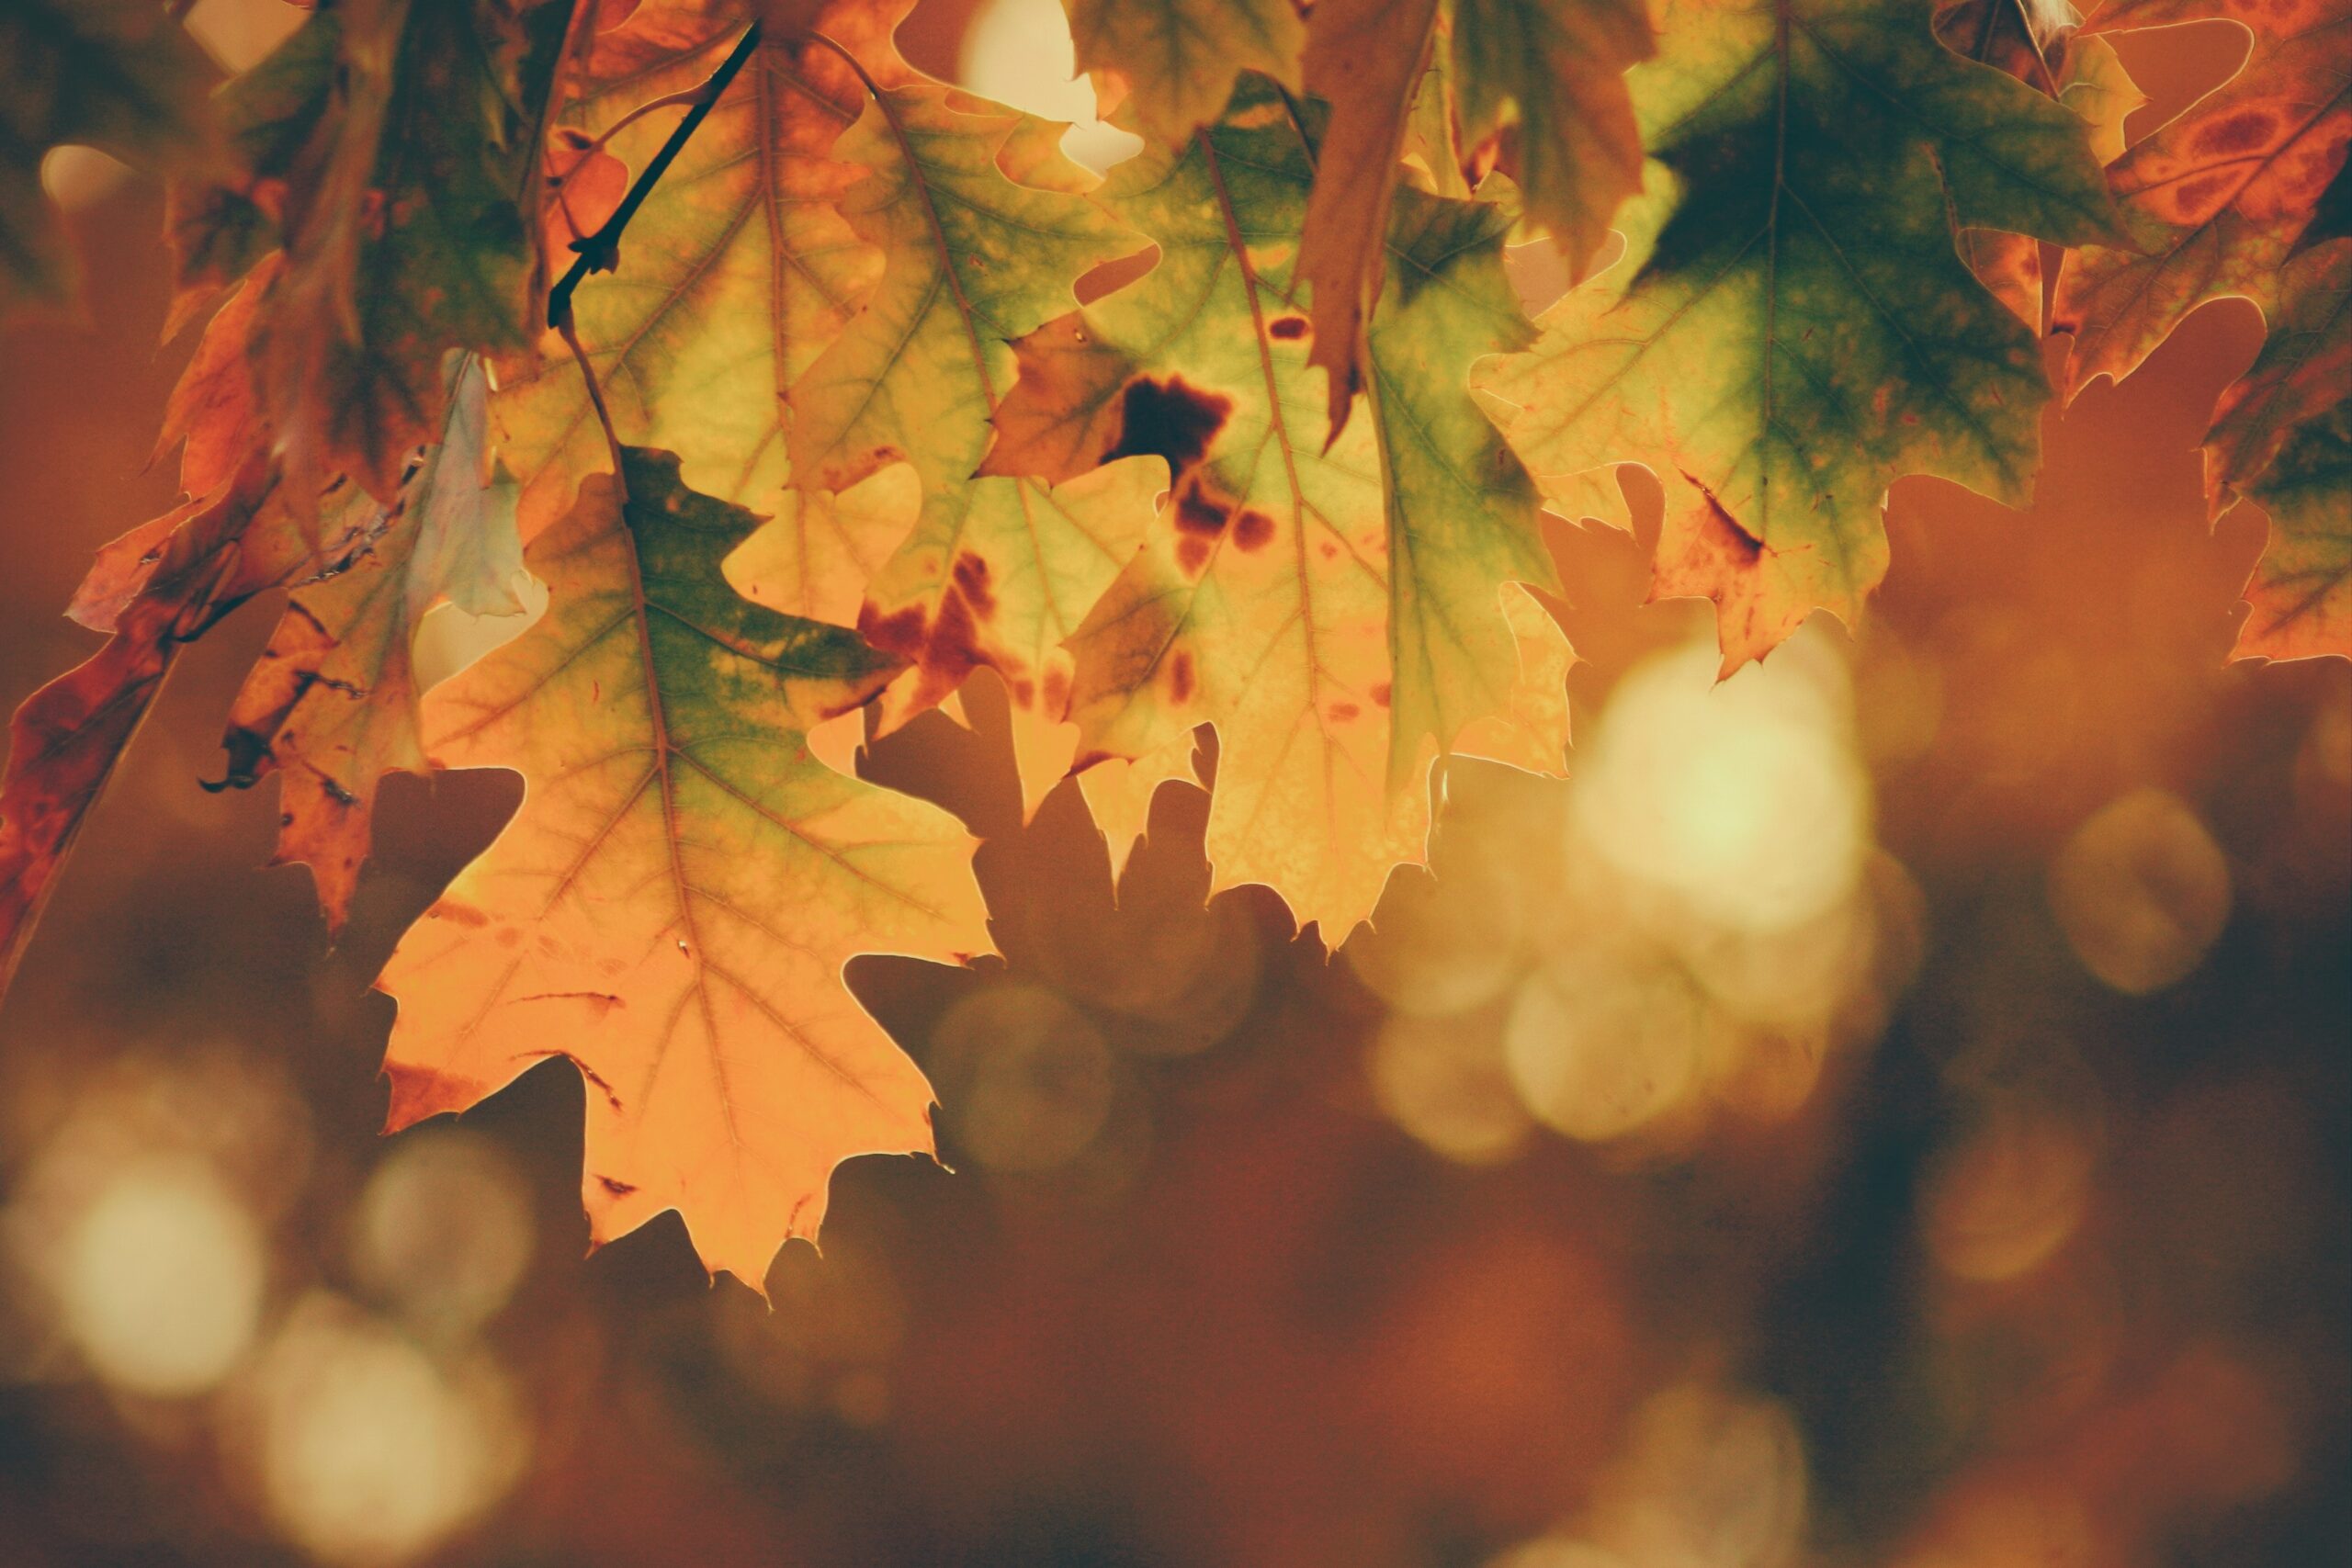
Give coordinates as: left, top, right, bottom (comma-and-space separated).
1371, 1011, 1533, 1165
1574, 626, 1871, 935
351, 1132, 535, 1341
242, 1294, 527, 1565
1577, 1382, 1810, 1568
960, 0, 1143, 174
2046, 787, 2231, 995
1349, 863, 1528, 1018
52, 1156, 266, 1398
1504, 941, 1715, 1143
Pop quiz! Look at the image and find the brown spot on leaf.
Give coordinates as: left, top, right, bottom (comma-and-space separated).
1169, 649, 1195, 705
1103, 376, 1232, 479
597, 1175, 639, 1197
1178, 535, 1213, 576
433, 901, 491, 928
1329, 701, 1360, 722
2195, 109, 2278, 158
1233, 509, 1274, 552
1371, 682, 1391, 708
1176, 480, 1231, 536
951, 551, 997, 620
1269, 315, 1308, 340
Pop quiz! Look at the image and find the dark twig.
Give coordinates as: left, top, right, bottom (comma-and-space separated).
545, 20, 764, 332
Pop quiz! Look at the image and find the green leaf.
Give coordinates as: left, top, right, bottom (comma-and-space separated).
490, 1, 887, 534
2205, 237, 2352, 660
1061, 0, 1306, 141
170, 0, 571, 500
0, 0, 219, 319
1483, 0, 2123, 669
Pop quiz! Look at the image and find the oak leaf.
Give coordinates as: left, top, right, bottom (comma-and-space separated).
782, 42, 1159, 804
0, 457, 332, 991
2054, 0, 2352, 393
376, 446, 990, 1286
1483, 0, 2124, 671
489, 0, 890, 534
2204, 237, 2351, 659
987, 78, 1569, 939
0, 0, 220, 320
210, 358, 535, 931
170, 0, 575, 503
1297, 0, 1654, 436
1058, 0, 1306, 141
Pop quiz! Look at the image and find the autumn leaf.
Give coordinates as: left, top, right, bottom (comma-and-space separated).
1297, 0, 1653, 436
1059, 0, 1306, 141
490, 0, 890, 535
170, 0, 576, 504
2204, 237, 2351, 660
1937, 0, 2146, 325
376, 446, 990, 1286
987, 78, 1568, 939
1483, 0, 2124, 671
0, 456, 325, 993
0, 0, 220, 321
775, 41, 1158, 800
209, 358, 534, 932
2055, 0, 2352, 394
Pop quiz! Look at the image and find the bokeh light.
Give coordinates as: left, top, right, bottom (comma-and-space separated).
51, 1156, 265, 1398
1505, 938, 1714, 1145
2045, 786, 2232, 994
1370, 1010, 1533, 1166
930, 983, 1116, 1173
1573, 626, 1871, 935
237, 1294, 528, 1566
350, 1130, 535, 1341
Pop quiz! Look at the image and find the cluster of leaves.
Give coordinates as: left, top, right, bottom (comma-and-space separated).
0, 0, 2344, 1286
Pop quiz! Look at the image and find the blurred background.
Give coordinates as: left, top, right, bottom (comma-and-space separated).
2, 2, 2346, 1564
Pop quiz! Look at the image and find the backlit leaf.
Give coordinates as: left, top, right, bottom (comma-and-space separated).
2204, 237, 2352, 659
1484, 0, 2124, 670
490, 0, 890, 534
989, 78, 1568, 939
1060, 0, 1306, 141
2055, 0, 2352, 393
171, 0, 573, 502
1297, 0, 1653, 436
211, 358, 534, 931
376, 446, 989, 1286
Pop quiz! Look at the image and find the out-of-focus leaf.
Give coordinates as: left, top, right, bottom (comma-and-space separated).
987, 77, 1568, 940
0, 0, 220, 320
1483, 0, 2123, 671
376, 447, 989, 1288
0, 457, 324, 995
170, 0, 574, 503
210, 358, 533, 931
2055, 0, 2352, 392
2204, 238, 2351, 659
1060, 0, 1305, 141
